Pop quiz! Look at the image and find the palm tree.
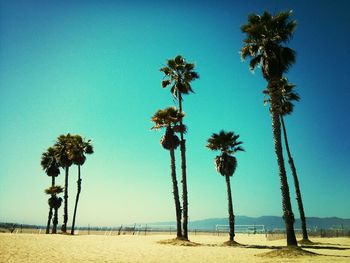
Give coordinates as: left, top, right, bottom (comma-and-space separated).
45, 186, 64, 234
41, 147, 60, 234
264, 78, 309, 242
241, 10, 298, 246
69, 135, 94, 235
151, 106, 184, 239
206, 130, 244, 242
54, 133, 73, 233
160, 55, 199, 239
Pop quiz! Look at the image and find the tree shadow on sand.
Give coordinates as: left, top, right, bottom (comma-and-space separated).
301, 240, 350, 247
301, 244, 350, 251
245, 243, 350, 258
157, 238, 350, 258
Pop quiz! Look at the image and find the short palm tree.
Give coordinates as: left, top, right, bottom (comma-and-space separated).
69, 135, 94, 235
160, 55, 199, 239
41, 147, 60, 234
206, 130, 244, 243
54, 133, 73, 233
151, 106, 184, 239
241, 10, 298, 246
45, 186, 63, 234
264, 78, 309, 242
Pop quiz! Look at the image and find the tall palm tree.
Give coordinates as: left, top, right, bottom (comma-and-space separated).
45, 186, 64, 234
41, 147, 60, 234
160, 55, 199, 239
241, 10, 298, 246
264, 78, 309, 242
69, 135, 94, 235
206, 130, 244, 242
54, 133, 73, 233
151, 106, 184, 239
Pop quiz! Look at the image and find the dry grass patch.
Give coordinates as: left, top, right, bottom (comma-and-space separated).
222, 240, 242, 247
257, 246, 318, 258
157, 238, 201, 246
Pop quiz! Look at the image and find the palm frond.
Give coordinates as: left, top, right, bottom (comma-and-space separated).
184, 63, 194, 71
162, 80, 171, 88
167, 59, 176, 69
151, 106, 184, 130
280, 47, 296, 71
160, 67, 172, 76
206, 130, 244, 156
45, 185, 64, 195
240, 46, 251, 59
175, 55, 184, 65
234, 146, 245, 152
249, 55, 262, 70
173, 124, 187, 134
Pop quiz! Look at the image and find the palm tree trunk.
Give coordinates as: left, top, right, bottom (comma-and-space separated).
178, 92, 189, 240
46, 207, 53, 234
52, 207, 58, 234
225, 175, 235, 241
281, 116, 309, 241
62, 166, 69, 233
46, 176, 56, 234
170, 148, 183, 238
71, 165, 82, 235
270, 99, 297, 246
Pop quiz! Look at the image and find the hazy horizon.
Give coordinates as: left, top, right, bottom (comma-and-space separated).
3, 214, 350, 228
1, 0, 349, 227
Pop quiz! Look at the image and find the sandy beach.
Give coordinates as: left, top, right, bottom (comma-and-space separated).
1, 233, 349, 263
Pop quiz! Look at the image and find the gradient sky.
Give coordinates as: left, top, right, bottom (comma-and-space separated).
1, 0, 349, 227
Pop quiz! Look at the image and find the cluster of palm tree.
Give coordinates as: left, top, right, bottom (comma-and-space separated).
151, 10, 309, 247
38, 10, 308, 247
241, 10, 309, 245
153, 57, 245, 244
41, 147, 63, 234
151, 107, 184, 238
151, 55, 199, 240
41, 133, 93, 235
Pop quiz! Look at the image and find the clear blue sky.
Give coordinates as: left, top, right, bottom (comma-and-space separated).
1, 0, 349, 226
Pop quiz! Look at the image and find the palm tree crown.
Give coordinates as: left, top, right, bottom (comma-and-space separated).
45, 186, 64, 195
240, 10, 297, 79
68, 135, 94, 166
160, 55, 199, 100
263, 77, 300, 115
41, 147, 60, 178
45, 185, 64, 213
151, 106, 185, 130
54, 134, 73, 168
206, 130, 244, 155
206, 130, 244, 177
151, 107, 184, 150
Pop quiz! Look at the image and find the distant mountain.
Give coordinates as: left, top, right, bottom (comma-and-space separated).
151, 216, 350, 231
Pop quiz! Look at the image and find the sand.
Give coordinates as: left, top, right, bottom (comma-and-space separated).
0, 233, 349, 263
